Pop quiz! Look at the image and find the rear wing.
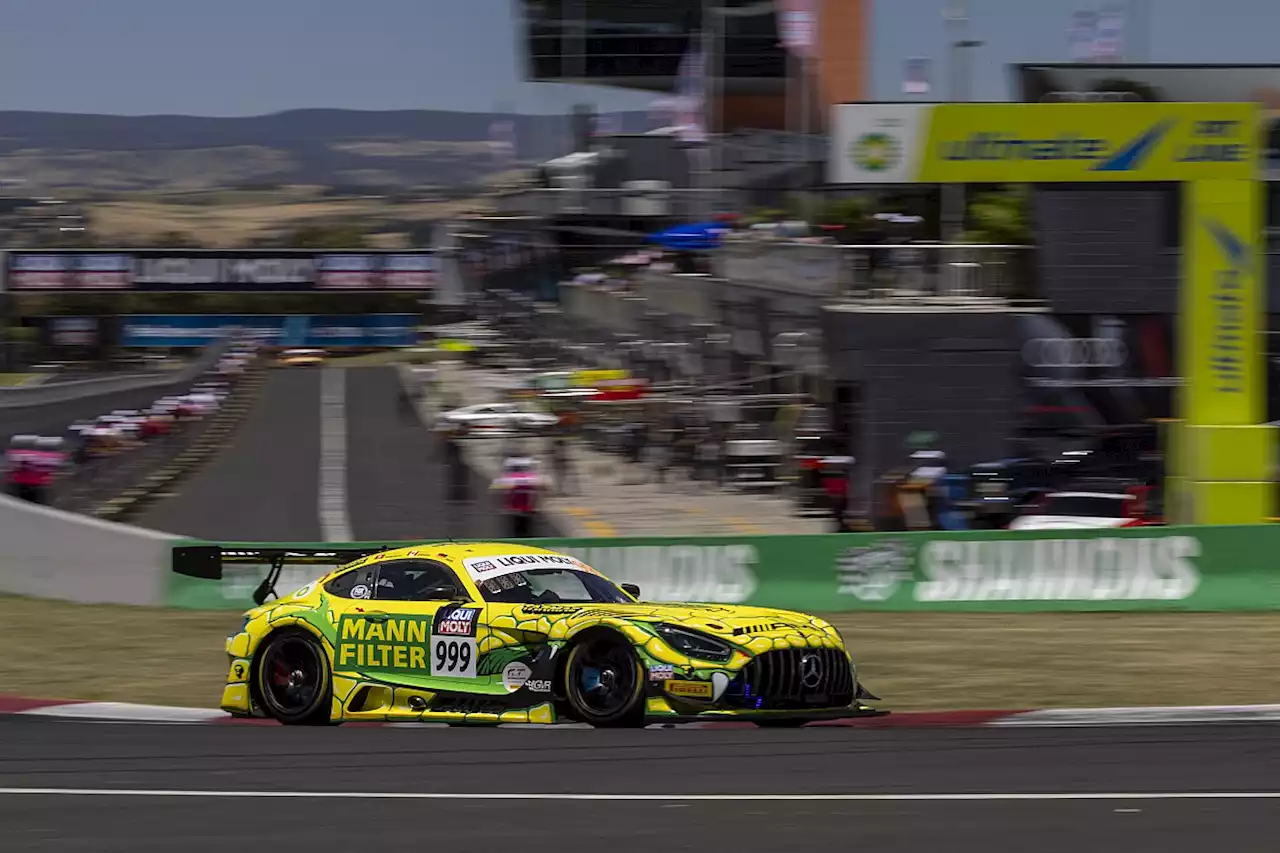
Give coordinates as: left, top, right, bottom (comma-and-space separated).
172, 544, 396, 606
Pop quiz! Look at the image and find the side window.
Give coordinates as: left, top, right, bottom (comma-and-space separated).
325, 564, 377, 600
374, 560, 465, 602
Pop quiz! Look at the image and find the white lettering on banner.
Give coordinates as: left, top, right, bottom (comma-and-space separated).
461, 553, 586, 580
132, 258, 314, 285
224, 258, 313, 284
915, 536, 1201, 602
559, 545, 759, 603
133, 259, 219, 285
1022, 338, 1129, 369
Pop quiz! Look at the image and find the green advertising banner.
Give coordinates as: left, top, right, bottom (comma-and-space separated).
163, 525, 1280, 613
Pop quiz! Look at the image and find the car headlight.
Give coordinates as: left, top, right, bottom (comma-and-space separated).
654, 624, 733, 663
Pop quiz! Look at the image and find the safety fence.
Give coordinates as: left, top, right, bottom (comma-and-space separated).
160, 524, 1280, 612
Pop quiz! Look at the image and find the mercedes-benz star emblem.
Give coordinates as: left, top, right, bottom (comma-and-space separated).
800, 654, 823, 689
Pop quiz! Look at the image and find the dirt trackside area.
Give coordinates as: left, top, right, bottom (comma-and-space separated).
3, 594, 1278, 711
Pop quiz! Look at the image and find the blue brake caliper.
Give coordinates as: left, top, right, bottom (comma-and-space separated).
580, 666, 604, 694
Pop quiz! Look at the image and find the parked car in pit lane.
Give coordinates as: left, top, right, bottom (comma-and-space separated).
1008, 487, 1158, 530
175, 542, 882, 728
440, 402, 559, 432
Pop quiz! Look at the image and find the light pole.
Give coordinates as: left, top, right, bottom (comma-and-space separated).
942, 3, 982, 242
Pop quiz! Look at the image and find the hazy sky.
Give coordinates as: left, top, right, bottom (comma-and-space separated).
0, 0, 1276, 117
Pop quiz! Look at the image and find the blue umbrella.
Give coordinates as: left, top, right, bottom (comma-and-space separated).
645, 221, 725, 251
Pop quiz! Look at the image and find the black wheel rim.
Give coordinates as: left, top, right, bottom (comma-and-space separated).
261, 637, 323, 716
571, 641, 637, 717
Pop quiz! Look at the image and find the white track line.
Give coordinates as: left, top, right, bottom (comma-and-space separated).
1, 789, 1279, 802
15, 703, 224, 722
996, 705, 1280, 727
318, 367, 353, 542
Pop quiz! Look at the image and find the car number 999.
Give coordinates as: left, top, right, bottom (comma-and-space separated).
435, 639, 472, 674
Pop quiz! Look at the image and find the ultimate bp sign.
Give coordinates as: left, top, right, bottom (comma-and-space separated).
829, 101, 1272, 526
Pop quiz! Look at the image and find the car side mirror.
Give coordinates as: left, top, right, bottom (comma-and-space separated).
621, 583, 641, 600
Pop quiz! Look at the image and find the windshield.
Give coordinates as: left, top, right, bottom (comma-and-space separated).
1040, 495, 1131, 518
476, 568, 630, 605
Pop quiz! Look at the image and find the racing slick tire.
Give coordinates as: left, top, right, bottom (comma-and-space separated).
253, 629, 335, 726
563, 633, 645, 728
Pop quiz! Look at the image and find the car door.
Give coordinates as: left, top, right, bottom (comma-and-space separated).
331, 558, 485, 688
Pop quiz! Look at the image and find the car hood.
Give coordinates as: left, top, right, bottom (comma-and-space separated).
508, 602, 835, 642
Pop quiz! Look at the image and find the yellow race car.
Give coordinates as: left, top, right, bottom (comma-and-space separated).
172, 542, 882, 727
277, 348, 327, 367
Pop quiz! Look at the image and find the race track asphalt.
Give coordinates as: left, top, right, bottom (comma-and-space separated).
344, 365, 511, 542
135, 366, 559, 542
135, 368, 324, 541
1, 718, 1276, 852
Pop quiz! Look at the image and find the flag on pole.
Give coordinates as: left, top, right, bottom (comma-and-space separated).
903, 57, 931, 94
674, 35, 707, 142
1068, 10, 1098, 62
778, 0, 818, 60
488, 119, 516, 164
1092, 4, 1125, 61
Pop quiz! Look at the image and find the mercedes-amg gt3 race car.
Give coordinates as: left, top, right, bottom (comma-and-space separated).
173, 542, 882, 727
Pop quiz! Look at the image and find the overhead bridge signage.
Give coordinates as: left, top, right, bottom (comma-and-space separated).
4, 250, 439, 292
830, 102, 1258, 184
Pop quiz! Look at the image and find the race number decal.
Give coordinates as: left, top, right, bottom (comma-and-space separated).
430, 635, 478, 678
429, 606, 479, 678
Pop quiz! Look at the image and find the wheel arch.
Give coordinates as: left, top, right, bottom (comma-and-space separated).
555, 624, 640, 699
246, 619, 333, 714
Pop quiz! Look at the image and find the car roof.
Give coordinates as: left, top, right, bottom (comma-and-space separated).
325, 542, 584, 577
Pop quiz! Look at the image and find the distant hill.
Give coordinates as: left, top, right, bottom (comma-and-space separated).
0, 108, 654, 194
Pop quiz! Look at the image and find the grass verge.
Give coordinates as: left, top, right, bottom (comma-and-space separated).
0, 373, 36, 386
3, 593, 1278, 711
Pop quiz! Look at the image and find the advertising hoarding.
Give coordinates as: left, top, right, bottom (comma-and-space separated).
4, 251, 438, 293
828, 102, 1258, 184
119, 314, 418, 349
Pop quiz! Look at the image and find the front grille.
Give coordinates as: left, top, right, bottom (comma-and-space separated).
724, 647, 855, 710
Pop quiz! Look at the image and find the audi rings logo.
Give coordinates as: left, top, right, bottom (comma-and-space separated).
1022, 337, 1129, 369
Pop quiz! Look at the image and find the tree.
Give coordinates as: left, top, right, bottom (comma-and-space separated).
152, 230, 200, 248
963, 185, 1031, 245
287, 224, 369, 249
814, 196, 873, 240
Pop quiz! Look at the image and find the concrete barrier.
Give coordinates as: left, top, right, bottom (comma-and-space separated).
0, 339, 231, 410
0, 493, 174, 606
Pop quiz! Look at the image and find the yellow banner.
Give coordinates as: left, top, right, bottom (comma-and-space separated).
916, 102, 1258, 184
1181, 179, 1264, 426
572, 369, 629, 387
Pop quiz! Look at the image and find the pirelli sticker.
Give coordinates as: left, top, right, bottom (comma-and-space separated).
664, 680, 713, 699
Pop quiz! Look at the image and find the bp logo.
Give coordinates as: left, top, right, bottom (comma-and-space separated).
850, 132, 901, 172
835, 539, 914, 602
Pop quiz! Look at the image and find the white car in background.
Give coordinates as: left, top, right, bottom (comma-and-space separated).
1008, 491, 1143, 531
440, 402, 558, 432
